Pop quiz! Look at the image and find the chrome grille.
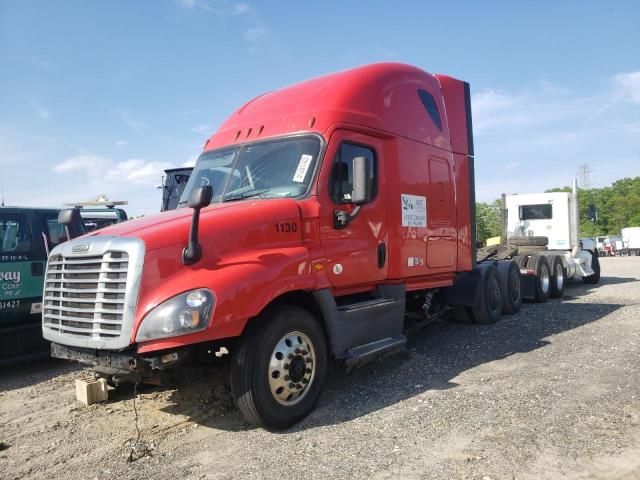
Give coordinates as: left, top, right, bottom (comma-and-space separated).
43, 252, 129, 339
42, 236, 145, 350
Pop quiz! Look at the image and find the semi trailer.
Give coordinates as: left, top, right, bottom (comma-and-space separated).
45, 63, 560, 429
621, 227, 640, 256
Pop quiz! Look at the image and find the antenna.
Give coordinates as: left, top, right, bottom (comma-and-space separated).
1, 187, 4, 207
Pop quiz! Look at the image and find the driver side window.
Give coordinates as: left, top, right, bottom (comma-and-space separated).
329, 143, 377, 204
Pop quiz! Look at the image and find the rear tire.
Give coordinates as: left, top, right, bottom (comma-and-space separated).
230, 306, 328, 430
472, 265, 502, 324
527, 255, 551, 303
549, 256, 566, 298
450, 306, 474, 324
512, 255, 530, 269
497, 260, 522, 314
583, 250, 601, 284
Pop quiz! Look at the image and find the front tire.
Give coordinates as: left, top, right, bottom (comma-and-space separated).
230, 305, 328, 430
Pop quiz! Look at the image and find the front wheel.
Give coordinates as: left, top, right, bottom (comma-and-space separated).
230, 305, 328, 430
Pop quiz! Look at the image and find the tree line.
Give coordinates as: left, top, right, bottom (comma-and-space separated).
475, 176, 640, 244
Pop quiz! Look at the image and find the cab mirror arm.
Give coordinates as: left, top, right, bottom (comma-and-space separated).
182, 185, 213, 265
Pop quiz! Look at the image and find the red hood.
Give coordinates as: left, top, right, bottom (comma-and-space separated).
93, 199, 302, 251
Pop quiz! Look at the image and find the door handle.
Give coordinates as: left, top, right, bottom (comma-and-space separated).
377, 243, 386, 269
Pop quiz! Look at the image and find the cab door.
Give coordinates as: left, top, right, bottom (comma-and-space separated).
318, 130, 387, 289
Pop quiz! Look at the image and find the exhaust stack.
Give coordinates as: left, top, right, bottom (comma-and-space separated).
570, 178, 580, 252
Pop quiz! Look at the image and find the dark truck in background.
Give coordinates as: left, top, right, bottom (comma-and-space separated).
160, 167, 193, 211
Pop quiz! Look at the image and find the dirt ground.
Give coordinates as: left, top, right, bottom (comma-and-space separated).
1, 256, 639, 480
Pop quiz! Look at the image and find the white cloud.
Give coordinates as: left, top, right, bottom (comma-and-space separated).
243, 26, 270, 54
177, 0, 250, 15
191, 124, 212, 133
183, 153, 199, 167
54, 155, 172, 186
471, 89, 525, 133
53, 155, 109, 176
35, 106, 51, 120
106, 159, 173, 186
115, 140, 129, 147
232, 3, 250, 15
244, 26, 268, 42
176, 0, 223, 14
614, 71, 640, 104
115, 109, 147, 133
472, 72, 640, 201
30, 56, 53, 70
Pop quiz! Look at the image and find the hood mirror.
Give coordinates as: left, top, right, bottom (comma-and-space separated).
182, 186, 213, 265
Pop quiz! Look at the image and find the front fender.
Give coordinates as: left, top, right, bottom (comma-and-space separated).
135, 245, 314, 353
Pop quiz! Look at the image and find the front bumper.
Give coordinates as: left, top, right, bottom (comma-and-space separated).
50, 342, 191, 377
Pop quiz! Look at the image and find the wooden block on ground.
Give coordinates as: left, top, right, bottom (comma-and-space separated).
75, 378, 108, 405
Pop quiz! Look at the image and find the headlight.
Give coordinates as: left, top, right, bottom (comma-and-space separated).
136, 289, 215, 342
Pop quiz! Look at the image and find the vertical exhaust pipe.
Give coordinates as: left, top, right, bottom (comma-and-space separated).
570, 178, 580, 256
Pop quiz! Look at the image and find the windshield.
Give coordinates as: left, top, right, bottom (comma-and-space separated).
178, 136, 321, 206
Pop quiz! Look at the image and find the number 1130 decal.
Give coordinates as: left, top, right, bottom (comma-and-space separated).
274, 222, 298, 233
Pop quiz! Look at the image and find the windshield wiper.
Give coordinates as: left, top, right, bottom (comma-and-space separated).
222, 189, 271, 202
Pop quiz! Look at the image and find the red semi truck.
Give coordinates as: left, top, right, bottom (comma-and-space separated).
44, 63, 526, 429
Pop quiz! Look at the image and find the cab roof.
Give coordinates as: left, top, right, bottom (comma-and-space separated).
206, 62, 454, 152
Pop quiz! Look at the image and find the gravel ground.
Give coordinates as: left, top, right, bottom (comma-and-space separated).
1, 256, 639, 480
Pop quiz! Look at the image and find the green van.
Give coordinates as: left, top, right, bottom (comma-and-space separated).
0, 206, 127, 363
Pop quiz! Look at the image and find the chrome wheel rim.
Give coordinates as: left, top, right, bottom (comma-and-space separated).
539, 264, 550, 293
268, 331, 316, 406
555, 263, 564, 290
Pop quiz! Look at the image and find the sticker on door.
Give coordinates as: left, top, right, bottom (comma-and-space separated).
401, 194, 427, 227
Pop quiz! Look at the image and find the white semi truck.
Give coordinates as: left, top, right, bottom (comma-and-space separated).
621, 227, 640, 256
501, 179, 600, 301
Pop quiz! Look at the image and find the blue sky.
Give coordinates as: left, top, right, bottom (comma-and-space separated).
1, 0, 639, 215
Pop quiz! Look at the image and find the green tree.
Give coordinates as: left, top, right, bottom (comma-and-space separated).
475, 198, 502, 244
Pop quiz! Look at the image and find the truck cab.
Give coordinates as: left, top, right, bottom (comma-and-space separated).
161, 167, 193, 211
1, 207, 67, 362
44, 63, 495, 429
1, 205, 128, 364
505, 192, 572, 250
504, 185, 600, 290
